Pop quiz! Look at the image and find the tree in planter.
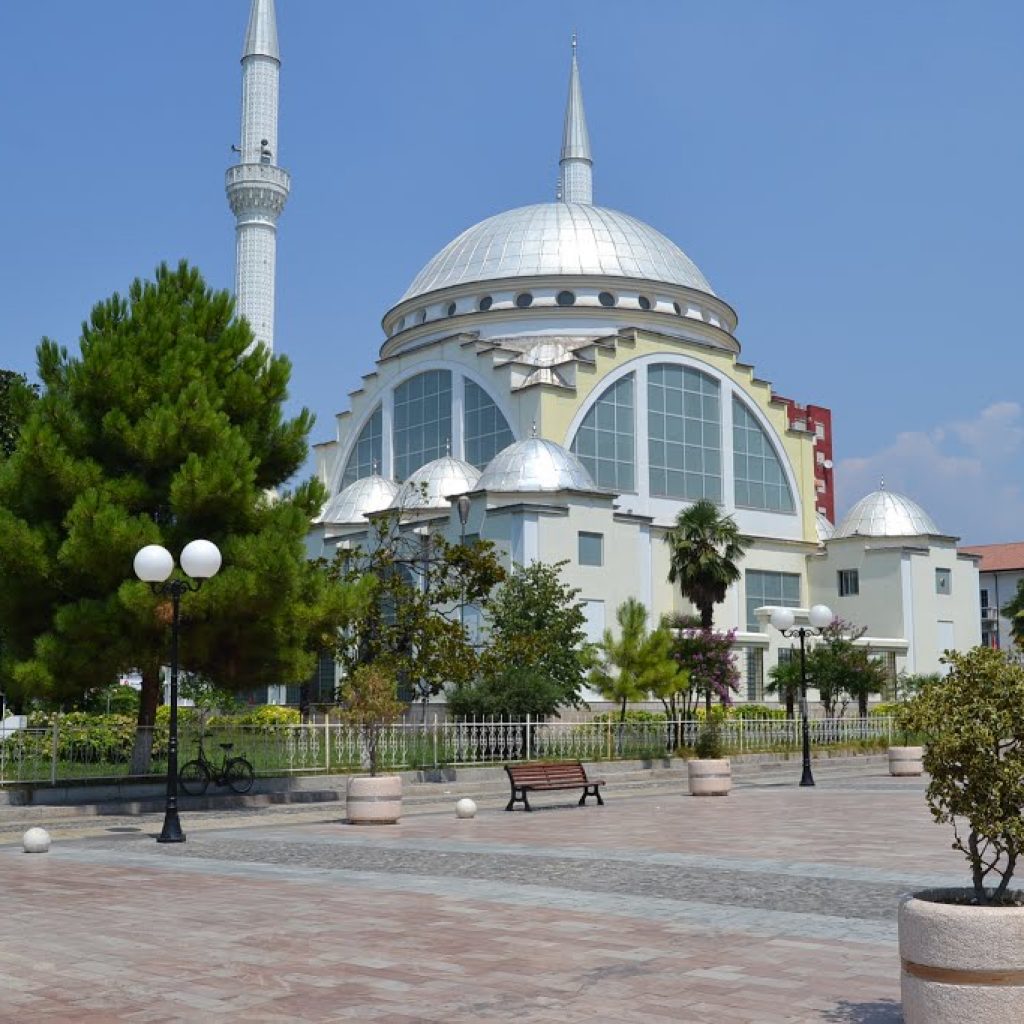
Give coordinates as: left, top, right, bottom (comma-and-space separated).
897, 647, 1024, 904
330, 509, 506, 707
589, 599, 679, 722
0, 262, 371, 772
664, 499, 748, 717
338, 662, 408, 777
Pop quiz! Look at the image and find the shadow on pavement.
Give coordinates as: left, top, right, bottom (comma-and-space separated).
821, 999, 903, 1023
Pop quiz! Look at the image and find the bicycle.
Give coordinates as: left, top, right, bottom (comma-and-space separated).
178, 741, 255, 796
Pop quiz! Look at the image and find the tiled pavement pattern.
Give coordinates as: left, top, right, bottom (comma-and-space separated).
0, 773, 966, 1022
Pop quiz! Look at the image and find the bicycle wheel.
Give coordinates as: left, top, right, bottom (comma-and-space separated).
179, 759, 209, 796
225, 757, 255, 794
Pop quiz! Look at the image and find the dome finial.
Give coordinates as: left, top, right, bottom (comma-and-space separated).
531, 420, 538, 438
880, 477, 886, 491
446, 437, 451, 456
558, 34, 593, 205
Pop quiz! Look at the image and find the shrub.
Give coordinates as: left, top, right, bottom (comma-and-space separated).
338, 664, 407, 776
591, 710, 666, 724
898, 647, 1024, 905
694, 721, 724, 759
730, 704, 786, 720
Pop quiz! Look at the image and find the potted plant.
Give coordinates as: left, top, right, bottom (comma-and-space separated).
339, 663, 408, 825
688, 710, 731, 797
895, 648, 1024, 1023
887, 673, 936, 777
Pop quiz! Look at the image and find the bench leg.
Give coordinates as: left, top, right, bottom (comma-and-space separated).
578, 789, 589, 806
595, 786, 604, 806
506, 787, 532, 812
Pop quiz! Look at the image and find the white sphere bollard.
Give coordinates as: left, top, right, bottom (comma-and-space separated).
23, 827, 51, 853
455, 798, 477, 820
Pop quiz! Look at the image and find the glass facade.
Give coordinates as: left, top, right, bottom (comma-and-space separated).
733, 398, 795, 512
464, 379, 514, 470
647, 365, 721, 501
572, 374, 635, 491
746, 570, 801, 700
393, 370, 452, 481
341, 405, 383, 488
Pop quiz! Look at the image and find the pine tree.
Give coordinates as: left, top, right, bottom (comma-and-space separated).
0, 369, 37, 459
0, 262, 369, 770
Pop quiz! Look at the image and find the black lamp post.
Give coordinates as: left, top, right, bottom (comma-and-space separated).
770, 603, 833, 788
134, 540, 222, 843
456, 495, 472, 633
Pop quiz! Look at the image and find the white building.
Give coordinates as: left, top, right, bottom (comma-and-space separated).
228, 3, 981, 707
958, 542, 1024, 656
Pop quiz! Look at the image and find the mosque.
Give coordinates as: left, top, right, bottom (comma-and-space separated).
230, 2, 980, 707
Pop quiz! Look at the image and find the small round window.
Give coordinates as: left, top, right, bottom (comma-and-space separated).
638, 295, 651, 311
478, 296, 493, 312
556, 290, 576, 307
673, 301, 682, 316
447, 302, 457, 317
515, 292, 533, 308
598, 291, 615, 307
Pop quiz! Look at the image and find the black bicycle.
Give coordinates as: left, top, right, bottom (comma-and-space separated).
179, 742, 255, 796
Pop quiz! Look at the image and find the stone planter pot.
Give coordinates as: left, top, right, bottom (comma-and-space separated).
889, 746, 924, 776
899, 888, 1024, 1023
346, 774, 402, 825
687, 758, 731, 796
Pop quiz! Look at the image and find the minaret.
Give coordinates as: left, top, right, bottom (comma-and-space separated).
226, 0, 290, 353
557, 35, 593, 205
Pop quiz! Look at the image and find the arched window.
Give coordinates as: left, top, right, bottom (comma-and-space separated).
647, 365, 721, 501
393, 370, 452, 481
341, 405, 382, 488
464, 379, 514, 470
733, 398, 795, 512
571, 374, 635, 492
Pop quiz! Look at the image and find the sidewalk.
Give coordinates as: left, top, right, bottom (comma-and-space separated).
0, 766, 950, 1021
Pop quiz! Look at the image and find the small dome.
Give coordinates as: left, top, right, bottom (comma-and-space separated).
391, 456, 481, 511
320, 475, 399, 525
397, 203, 714, 304
477, 437, 596, 492
835, 487, 940, 539
815, 512, 835, 542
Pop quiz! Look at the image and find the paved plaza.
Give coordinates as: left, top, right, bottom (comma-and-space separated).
0, 768, 966, 1022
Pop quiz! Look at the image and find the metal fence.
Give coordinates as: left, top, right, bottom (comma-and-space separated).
0, 715, 899, 786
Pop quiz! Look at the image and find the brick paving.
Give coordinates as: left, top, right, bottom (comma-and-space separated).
0, 771, 964, 1022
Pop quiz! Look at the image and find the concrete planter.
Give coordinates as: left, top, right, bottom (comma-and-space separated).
346, 774, 402, 825
899, 889, 1024, 1023
687, 758, 731, 796
889, 746, 924, 776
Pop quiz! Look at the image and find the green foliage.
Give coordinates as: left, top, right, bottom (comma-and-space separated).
694, 721, 724, 759
446, 666, 565, 720
0, 263, 371, 769
591, 709, 666, 724
664, 499, 748, 632
898, 647, 1024, 904
589, 599, 682, 720
808, 619, 889, 717
330, 510, 505, 699
766, 656, 802, 718
669, 624, 740, 712
729, 703, 787, 720
480, 560, 591, 712
1005, 579, 1024, 649
209, 705, 300, 730
338, 663, 408, 776
0, 369, 38, 460
81, 683, 141, 715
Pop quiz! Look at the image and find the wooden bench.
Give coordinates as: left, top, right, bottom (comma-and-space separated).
504, 760, 605, 812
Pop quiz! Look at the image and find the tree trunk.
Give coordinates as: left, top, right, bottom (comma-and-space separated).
858, 692, 868, 718
130, 665, 160, 776
619, 697, 627, 722
785, 689, 795, 719
700, 605, 713, 630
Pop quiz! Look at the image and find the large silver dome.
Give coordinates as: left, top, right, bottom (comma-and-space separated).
477, 437, 596, 492
400, 203, 714, 303
391, 456, 481, 511
835, 488, 940, 539
320, 474, 399, 525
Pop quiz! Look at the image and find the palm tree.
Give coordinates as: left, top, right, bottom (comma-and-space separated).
664, 499, 748, 716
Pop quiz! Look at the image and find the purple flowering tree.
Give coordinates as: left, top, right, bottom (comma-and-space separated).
669, 621, 741, 719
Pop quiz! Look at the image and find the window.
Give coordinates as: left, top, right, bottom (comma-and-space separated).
598, 291, 615, 307
745, 570, 800, 631
638, 295, 651, 310
557, 290, 576, 306
578, 531, 604, 566
980, 588, 989, 610
393, 370, 452, 481
447, 302, 457, 317
733, 398, 795, 512
464, 379, 513, 470
478, 296, 493, 311
647, 364, 721, 501
571, 374, 635, 492
416, 309, 427, 324
673, 302, 682, 315
936, 568, 952, 595
515, 292, 533, 308
837, 569, 859, 597
341, 405, 383, 488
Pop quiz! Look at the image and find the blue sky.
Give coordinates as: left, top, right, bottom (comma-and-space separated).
2, 1, 1022, 542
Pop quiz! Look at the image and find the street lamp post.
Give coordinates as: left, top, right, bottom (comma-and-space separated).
456, 495, 471, 634
134, 539, 222, 843
769, 603, 833, 788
